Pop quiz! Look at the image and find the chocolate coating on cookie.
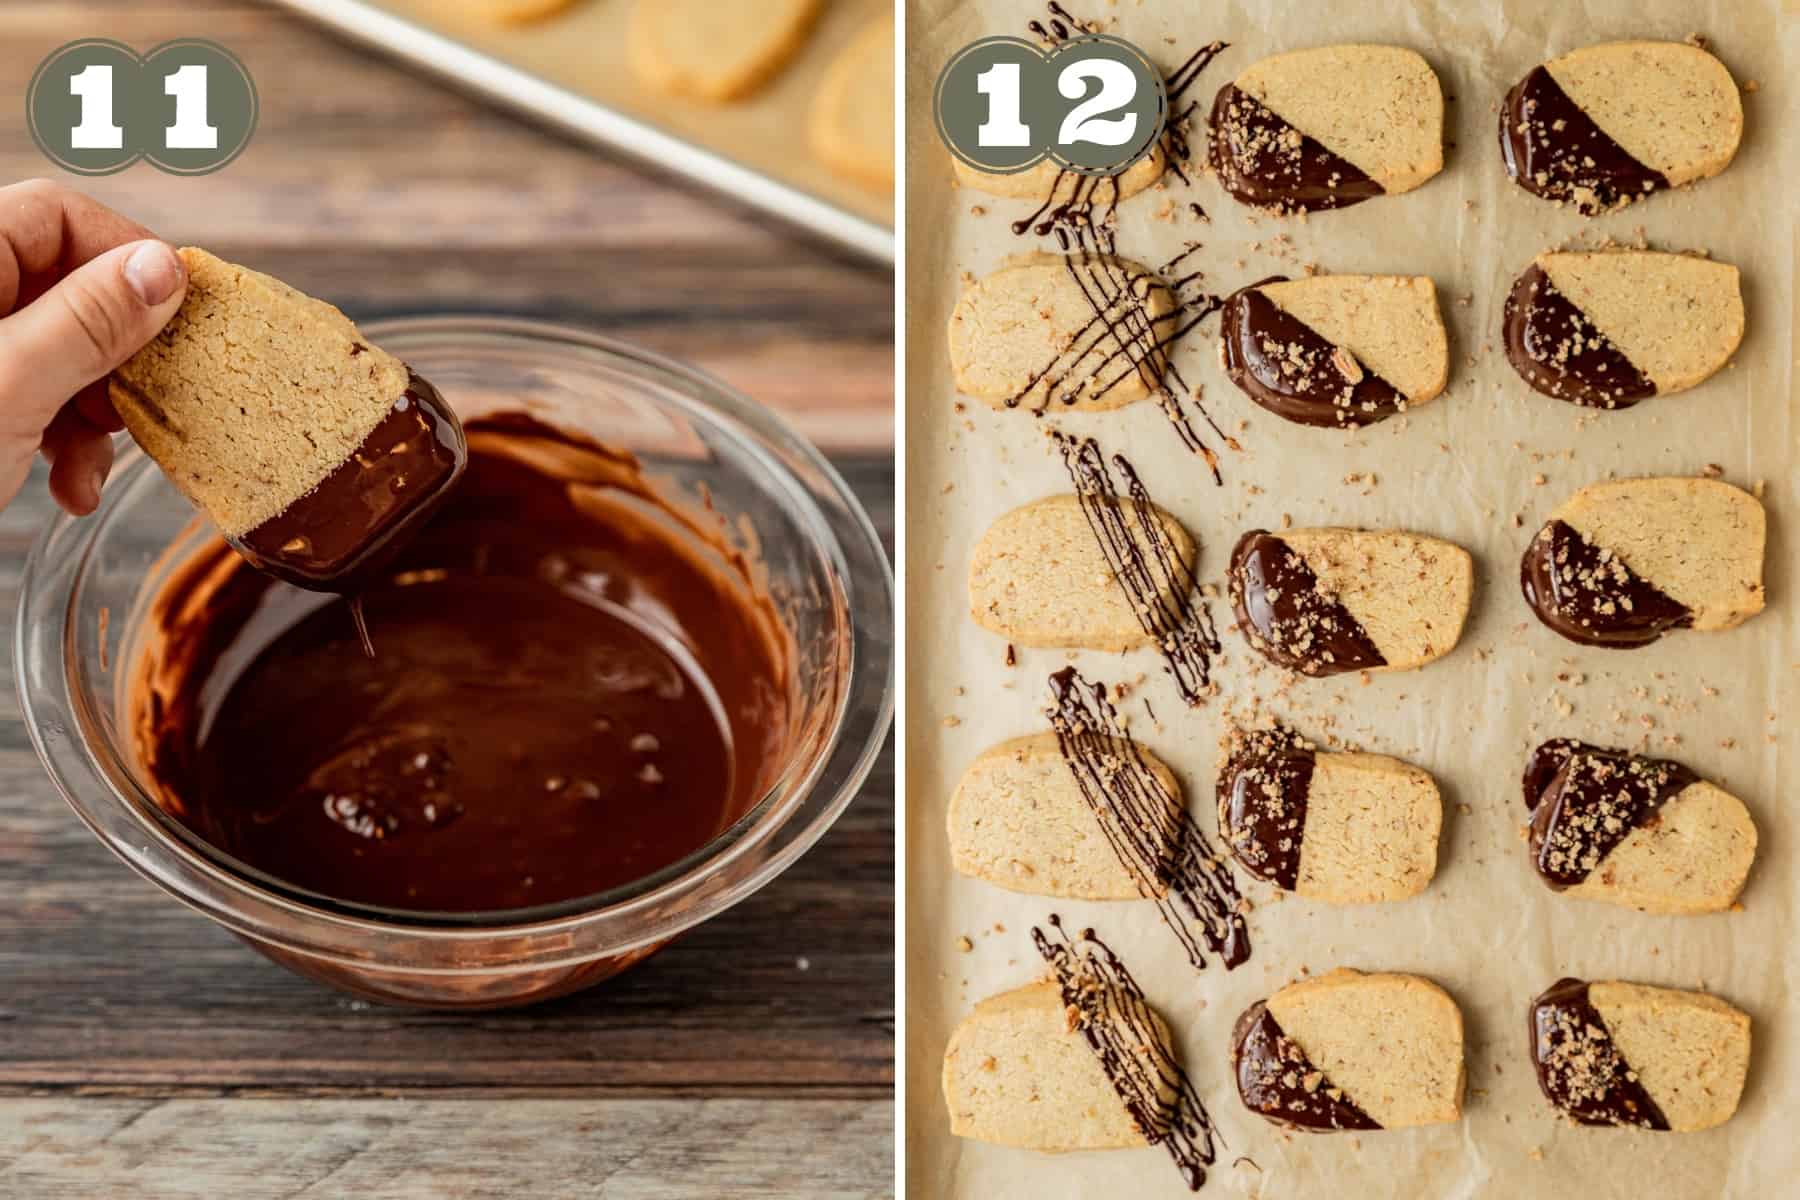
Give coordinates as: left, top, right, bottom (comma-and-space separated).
1499, 67, 1668, 213
1503, 265, 1656, 409
1523, 740, 1699, 888
1233, 1001, 1381, 1131
1529, 978, 1671, 1129
1209, 85, 1383, 213
1520, 519, 1693, 647
1220, 280, 1406, 427
1229, 531, 1386, 676
1217, 726, 1315, 889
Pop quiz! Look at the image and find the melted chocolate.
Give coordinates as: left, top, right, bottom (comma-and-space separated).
1220, 280, 1406, 427
1523, 740, 1698, 889
1209, 84, 1383, 213
132, 416, 790, 914
1034, 917, 1223, 1190
1228, 530, 1385, 676
235, 370, 466, 590
1502, 265, 1656, 409
1529, 978, 1670, 1129
1048, 667, 1251, 971
1232, 1001, 1380, 1131
1055, 434, 1220, 703
1216, 726, 1315, 890
1520, 520, 1693, 648
1499, 67, 1668, 214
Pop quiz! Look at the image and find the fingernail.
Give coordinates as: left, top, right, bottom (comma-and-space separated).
123, 242, 183, 306
86, 467, 107, 510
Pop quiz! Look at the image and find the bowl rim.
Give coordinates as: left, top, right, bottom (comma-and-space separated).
15, 316, 894, 972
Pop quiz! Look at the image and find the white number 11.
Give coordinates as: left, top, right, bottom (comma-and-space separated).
164, 64, 218, 150
68, 64, 124, 150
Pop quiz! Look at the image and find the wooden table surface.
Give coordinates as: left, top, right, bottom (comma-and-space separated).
0, 3, 894, 1196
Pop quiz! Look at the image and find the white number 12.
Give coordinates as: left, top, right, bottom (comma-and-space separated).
164, 64, 218, 150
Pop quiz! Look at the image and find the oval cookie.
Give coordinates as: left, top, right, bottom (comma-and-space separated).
1522, 739, 1756, 915
949, 733, 1181, 899
1220, 274, 1448, 427
1218, 727, 1441, 904
1233, 969, 1465, 1131
1520, 476, 1765, 647
1500, 41, 1742, 213
810, 15, 894, 190
952, 145, 1168, 205
1228, 527, 1473, 676
1530, 978, 1751, 1131
1503, 251, 1743, 408
948, 255, 1176, 410
970, 495, 1195, 651
629, 0, 822, 101
1209, 45, 1444, 213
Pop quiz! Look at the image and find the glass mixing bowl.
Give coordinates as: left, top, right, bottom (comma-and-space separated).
15, 317, 892, 1009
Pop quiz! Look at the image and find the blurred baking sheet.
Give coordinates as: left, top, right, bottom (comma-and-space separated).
272, 0, 893, 262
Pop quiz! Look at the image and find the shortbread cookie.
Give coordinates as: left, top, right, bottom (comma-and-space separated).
1220, 274, 1448, 427
628, 0, 822, 102
1229, 528, 1473, 676
111, 248, 465, 588
953, 144, 1168, 204
1522, 740, 1756, 915
1210, 45, 1444, 213
445, 0, 581, 23
810, 15, 893, 190
970, 495, 1195, 650
1500, 42, 1742, 214
1521, 477, 1765, 647
948, 255, 1176, 410
1503, 251, 1743, 409
1218, 726, 1441, 904
949, 733, 1181, 899
1234, 969, 1464, 1130
943, 980, 1173, 1150
1530, 978, 1751, 1131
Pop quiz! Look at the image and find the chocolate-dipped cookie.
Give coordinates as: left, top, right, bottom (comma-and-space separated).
1218, 727, 1441, 904
1233, 969, 1465, 1131
1220, 275, 1448, 427
1500, 41, 1742, 214
1522, 740, 1756, 914
1229, 528, 1473, 677
1210, 45, 1444, 213
1503, 251, 1743, 409
1521, 477, 1765, 648
1530, 979, 1751, 1132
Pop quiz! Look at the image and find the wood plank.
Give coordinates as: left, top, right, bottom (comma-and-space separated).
0, 1097, 894, 1197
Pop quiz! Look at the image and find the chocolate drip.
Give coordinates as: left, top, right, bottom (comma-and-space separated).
1529, 978, 1670, 1129
1520, 520, 1693, 648
1228, 530, 1385, 676
1499, 67, 1668, 214
1055, 434, 1220, 700
1048, 667, 1251, 971
1216, 726, 1315, 890
1209, 84, 1383, 213
1033, 916, 1224, 1190
1502, 265, 1655, 409
1232, 1001, 1381, 1131
1523, 740, 1699, 888
1220, 279, 1407, 427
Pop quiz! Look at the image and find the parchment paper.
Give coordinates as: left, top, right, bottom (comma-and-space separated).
366, 0, 893, 225
904, 2, 1798, 1197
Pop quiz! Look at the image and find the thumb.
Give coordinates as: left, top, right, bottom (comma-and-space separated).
0, 240, 187, 431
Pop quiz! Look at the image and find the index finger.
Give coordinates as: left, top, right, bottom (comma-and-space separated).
0, 179, 156, 315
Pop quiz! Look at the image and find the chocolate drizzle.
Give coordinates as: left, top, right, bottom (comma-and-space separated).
1523, 740, 1699, 889
1502, 265, 1656, 409
1208, 84, 1382, 213
1520, 520, 1693, 648
1529, 978, 1671, 1129
1055, 433, 1220, 702
1033, 916, 1224, 1190
1047, 666, 1251, 970
1232, 1001, 1380, 1131
1216, 726, 1315, 890
1220, 279, 1407, 427
1228, 530, 1385, 676
1500, 67, 1668, 214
